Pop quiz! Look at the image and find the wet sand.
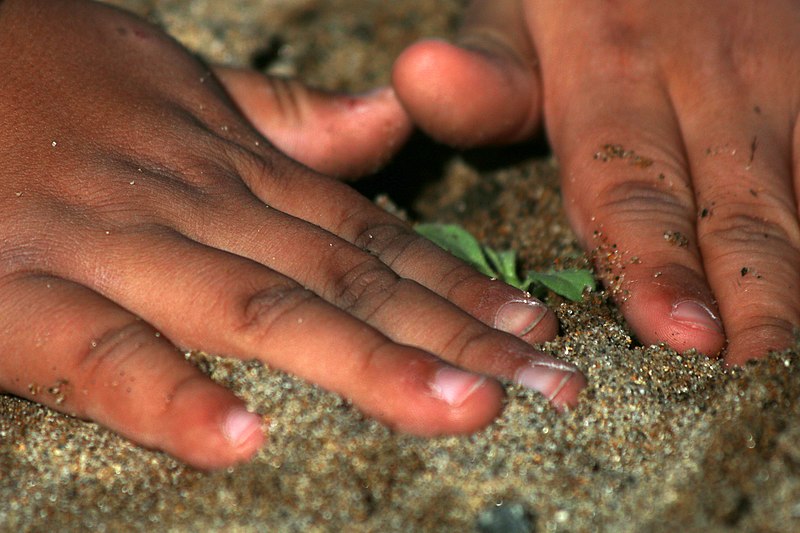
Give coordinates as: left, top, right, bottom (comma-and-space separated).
2, 1, 800, 531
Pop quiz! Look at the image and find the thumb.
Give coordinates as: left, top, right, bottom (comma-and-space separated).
215, 67, 412, 179
392, 0, 542, 147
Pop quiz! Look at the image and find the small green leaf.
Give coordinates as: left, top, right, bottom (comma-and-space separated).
524, 270, 595, 302
483, 246, 524, 289
415, 223, 497, 278
416, 223, 595, 301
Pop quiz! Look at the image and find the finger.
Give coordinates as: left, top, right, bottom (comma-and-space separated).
214, 67, 412, 179
673, 82, 800, 365
231, 152, 561, 347
182, 189, 583, 408
392, 0, 541, 146
0, 274, 264, 470
544, 70, 726, 355
56, 227, 521, 431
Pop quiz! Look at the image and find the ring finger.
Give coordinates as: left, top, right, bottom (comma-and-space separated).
229, 151, 561, 345
183, 188, 586, 408
54, 226, 523, 432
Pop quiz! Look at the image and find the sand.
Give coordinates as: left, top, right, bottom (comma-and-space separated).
2, 1, 800, 531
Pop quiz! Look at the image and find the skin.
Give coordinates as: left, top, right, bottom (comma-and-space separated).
0, 0, 586, 470
393, 0, 800, 366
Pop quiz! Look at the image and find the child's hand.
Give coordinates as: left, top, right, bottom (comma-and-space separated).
394, 0, 800, 365
0, 0, 584, 469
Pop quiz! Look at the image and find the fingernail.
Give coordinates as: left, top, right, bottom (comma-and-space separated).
494, 300, 548, 337
223, 407, 262, 449
515, 359, 578, 402
671, 300, 723, 333
430, 367, 487, 407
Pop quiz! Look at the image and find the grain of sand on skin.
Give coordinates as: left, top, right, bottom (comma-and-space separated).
2, 1, 800, 531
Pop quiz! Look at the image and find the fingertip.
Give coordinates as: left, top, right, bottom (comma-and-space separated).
446, 379, 506, 431
723, 325, 797, 367
319, 85, 414, 178
622, 266, 727, 356
214, 67, 412, 178
649, 304, 726, 356
668, 299, 725, 349
377, 362, 505, 437
154, 379, 266, 470
513, 356, 588, 411
393, 38, 540, 147
534, 309, 561, 341
277, 84, 414, 178
549, 371, 588, 412
433, 379, 506, 434
492, 297, 559, 343
221, 406, 267, 458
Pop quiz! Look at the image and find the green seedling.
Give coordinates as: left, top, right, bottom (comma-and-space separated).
415, 223, 595, 302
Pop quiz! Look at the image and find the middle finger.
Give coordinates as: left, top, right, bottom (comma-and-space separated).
673, 75, 800, 365
230, 149, 561, 345
55, 225, 508, 433
185, 186, 586, 408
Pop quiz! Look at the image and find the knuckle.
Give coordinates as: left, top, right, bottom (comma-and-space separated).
730, 276, 800, 319
729, 317, 799, 351
235, 284, 316, 342
352, 222, 416, 266
439, 323, 496, 369
593, 46, 652, 81
105, 157, 206, 203
0, 240, 50, 277
224, 141, 303, 196
331, 257, 401, 316
352, 337, 393, 378
64, 165, 222, 229
593, 178, 693, 225
585, 23, 657, 81
76, 320, 161, 386
264, 77, 307, 126
700, 209, 800, 252
440, 262, 492, 301
159, 166, 228, 207
0, 204, 87, 275
226, 145, 276, 185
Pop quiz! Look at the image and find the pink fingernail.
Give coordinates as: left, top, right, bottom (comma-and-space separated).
430, 367, 486, 407
515, 359, 579, 402
223, 407, 262, 449
494, 299, 548, 337
671, 300, 723, 333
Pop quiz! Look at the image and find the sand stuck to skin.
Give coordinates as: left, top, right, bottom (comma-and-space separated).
2, 1, 799, 531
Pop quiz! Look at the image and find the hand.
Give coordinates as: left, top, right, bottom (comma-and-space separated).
393, 0, 800, 365
0, 0, 585, 469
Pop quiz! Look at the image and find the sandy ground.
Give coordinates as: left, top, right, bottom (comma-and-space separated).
2, 1, 800, 532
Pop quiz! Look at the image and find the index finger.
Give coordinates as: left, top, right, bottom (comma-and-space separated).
184, 172, 585, 409
234, 151, 560, 345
